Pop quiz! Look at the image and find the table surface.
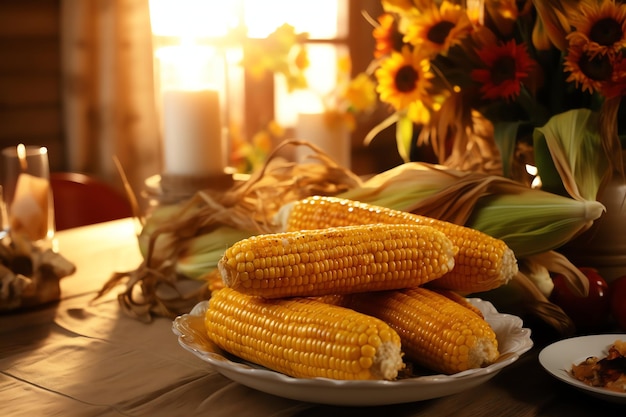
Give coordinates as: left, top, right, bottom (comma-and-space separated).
1, 218, 624, 417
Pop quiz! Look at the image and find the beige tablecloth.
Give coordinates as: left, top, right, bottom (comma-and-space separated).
3, 219, 626, 417
0, 219, 307, 417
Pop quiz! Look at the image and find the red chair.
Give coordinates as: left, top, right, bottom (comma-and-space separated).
50, 172, 134, 230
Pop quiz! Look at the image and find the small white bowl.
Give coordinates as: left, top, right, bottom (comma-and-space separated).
539, 334, 626, 404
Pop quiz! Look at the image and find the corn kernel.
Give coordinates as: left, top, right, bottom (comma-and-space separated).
205, 288, 405, 380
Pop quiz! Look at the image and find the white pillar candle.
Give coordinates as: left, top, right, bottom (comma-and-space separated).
162, 88, 223, 176
295, 112, 351, 169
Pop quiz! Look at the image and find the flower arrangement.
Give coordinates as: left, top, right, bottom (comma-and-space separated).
365, 0, 626, 199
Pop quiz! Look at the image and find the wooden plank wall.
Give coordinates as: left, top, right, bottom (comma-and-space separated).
0, 0, 64, 171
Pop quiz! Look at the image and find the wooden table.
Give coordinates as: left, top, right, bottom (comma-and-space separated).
1, 219, 624, 416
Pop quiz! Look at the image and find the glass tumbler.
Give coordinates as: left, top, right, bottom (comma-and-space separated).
1, 145, 55, 243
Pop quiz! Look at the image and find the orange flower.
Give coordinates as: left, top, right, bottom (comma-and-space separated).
564, 42, 614, 94
373, 13, 406, 58
601, 56, 626, 98
471, 39, 535, 101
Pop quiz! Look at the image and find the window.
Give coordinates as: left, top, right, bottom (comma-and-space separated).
149, 0, 394, 174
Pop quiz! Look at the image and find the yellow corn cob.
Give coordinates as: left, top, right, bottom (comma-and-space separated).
431, 288, 484, 318
316, 289, 484, 319
339, 287, 499, 375
277, 196, 517, 293
217, 223, 456, 298
205, 288, 405, 380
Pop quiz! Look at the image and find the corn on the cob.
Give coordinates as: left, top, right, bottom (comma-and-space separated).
277, 196, 516, 293
338, 287, 499, 375
217, 223, 456, 298
432, 288, 484, 318
335, 162, 605, 258
205, 288, 405, 380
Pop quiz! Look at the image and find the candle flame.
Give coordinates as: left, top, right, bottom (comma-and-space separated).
17, 144, 27, 171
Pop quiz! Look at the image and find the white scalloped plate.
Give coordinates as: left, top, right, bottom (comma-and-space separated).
172, 298, 533, 406
539, 334, 626, 404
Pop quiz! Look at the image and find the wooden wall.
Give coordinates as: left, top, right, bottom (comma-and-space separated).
0, 0, 65, 171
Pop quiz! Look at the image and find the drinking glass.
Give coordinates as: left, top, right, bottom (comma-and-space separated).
1, 145, 55, 243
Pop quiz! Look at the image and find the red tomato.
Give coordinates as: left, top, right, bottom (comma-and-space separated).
550, 267, 611, 332
610, 275, 626, 331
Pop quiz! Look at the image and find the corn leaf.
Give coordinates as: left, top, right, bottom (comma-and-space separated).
363, 112, 399, 146
493, 121, 524, 179
533, 109, 608, 202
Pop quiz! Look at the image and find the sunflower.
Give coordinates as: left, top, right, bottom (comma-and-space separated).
470, 39, 535, 101
382, 0, 428, 13
564, 41, 615, 94
343, 73, 377, 113
566, 0, 626, 57
375, 46, 434, 124
402, 0, 473, 57
373, 13, 406, 58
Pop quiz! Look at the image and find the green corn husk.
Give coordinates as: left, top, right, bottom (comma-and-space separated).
338, 162, 606, 259
137, 202, 185, 261
175, 226, 256, 280
465, 190, 605, 258
533, 108, 610, 202
338, 162, 457, 211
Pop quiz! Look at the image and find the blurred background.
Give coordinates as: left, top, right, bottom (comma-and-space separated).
0, 0, 403, 209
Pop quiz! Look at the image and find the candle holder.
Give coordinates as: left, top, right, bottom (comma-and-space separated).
1, 145, 55, 246
144, 171, 234, 206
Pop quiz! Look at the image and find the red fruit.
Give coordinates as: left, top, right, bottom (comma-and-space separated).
610, 275, 626, 331
550, 267, 611, 332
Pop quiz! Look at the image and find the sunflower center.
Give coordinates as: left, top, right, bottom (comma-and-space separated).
589, 18, 623, 46
395, 65, 419, 92
427, 21, 456, 45
490, 56, 517, 85
579, 52, 613, 81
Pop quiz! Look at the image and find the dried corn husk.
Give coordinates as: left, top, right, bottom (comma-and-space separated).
476, 269, 576, 337
478, 250, 592, 336
96, 140, 363, 321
